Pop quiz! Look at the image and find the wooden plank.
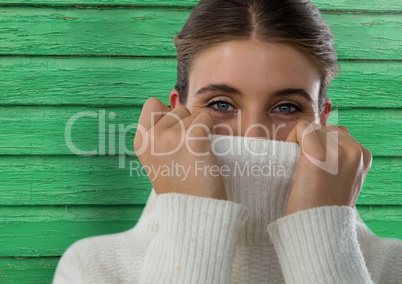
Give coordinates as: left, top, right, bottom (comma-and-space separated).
329, 61, 402, 109
1, 205, 401, 282
0, 106, 400, 156
314, 0, 402, 11
0, 206, 140, 258
324, 13, 402, 60
0, 258, 59, 284
0, 7, 186, 56
0, 156, 399, 206
333, 108, 402, 157
0, 105, 143, 156
0, 57, 176, 107
0, 7, 400, 59
0, 156, 152, 205
358, 157, 402, 205
0, 2, 399, 282
0, 205, 401, 257
0, 205, 142, 257
0, 0, 400, 12
358, 206, 402, 240
0, 57, 401, 108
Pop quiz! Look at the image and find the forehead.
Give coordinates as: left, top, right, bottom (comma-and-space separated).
188, 39, 321, 102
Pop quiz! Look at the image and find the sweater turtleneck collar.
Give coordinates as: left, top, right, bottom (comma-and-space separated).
211, 135, 300, 245
138, 134, 301, 246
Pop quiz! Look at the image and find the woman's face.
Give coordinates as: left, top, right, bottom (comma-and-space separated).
171, 39, 329, 140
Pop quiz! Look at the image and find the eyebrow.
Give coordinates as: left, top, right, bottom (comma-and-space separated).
194, 83, 242, 97
194, 83, 314, 104
272, 88, 314, 103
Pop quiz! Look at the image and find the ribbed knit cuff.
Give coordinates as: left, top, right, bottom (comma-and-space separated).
267, 206, 373, 284
140, 193, 248, 284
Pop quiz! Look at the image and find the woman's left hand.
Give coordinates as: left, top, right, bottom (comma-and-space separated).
285, 121, 372, 215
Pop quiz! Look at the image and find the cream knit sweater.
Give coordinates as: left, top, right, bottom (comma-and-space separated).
53, 135, 402, 283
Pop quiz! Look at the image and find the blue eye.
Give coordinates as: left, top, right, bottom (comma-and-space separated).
208, 100, 236, 113
273, 103, 301, 114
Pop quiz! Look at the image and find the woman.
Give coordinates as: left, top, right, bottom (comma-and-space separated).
54, 0, 402, 283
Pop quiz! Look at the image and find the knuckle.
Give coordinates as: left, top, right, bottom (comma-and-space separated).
133, 136, 141, 152
165, 129, 180, 143
296, 120, 311, 131
164, 111, 179, 121
134, 131, 145, 152
188, 125, 208, 138
343, 142, 364, 165
178, 105, 191, 116
158, 129, 182, 152
313, 149, 328, 162
198, 111, 213, 124
350, 143, 363, 157
142, 97, 160, 112
146, 97, 161, 106
362, 147, 373, 168
169, 106, 190, 121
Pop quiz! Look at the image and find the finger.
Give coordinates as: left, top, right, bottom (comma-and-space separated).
170, 112, 201, 132
325, 125, 372, 170
310, 125, 355, 156
321, 125, 343, 147
170, 111, 215, 136
287, 122, 355, 152
334, 127, 371, 167
285, 121, 302, 143
155, 105, 192, 130
184, 113, 215, 155
288, 122, 342, 166
338, 125, 350, 135
286, 121, 323, 147
188, 112, 215, 137
333, 126, 372, 169
326, 125, 358, 146
138, 98, 171, 131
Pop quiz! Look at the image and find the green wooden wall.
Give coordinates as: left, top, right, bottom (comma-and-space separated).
0, 0, 401, 282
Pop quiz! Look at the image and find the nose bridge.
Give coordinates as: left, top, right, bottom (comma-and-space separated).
240, 109, 271, 138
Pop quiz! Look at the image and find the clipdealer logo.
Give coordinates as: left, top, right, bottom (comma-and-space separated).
64, 110, 138, 168
64, 109, 340, 175
129, 159, 287, 181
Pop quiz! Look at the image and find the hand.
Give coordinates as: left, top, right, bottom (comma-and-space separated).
134, 98, 227, 200
285, 121, 372, 215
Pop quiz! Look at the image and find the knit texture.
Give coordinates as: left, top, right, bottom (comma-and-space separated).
53, 135, 402, 283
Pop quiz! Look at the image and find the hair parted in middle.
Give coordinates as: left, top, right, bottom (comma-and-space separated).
174, 0, 340, 112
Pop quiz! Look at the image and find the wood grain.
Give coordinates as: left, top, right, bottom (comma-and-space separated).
0, 57, 175, 107
0, 58, 401, 108
0, 107, 400, 156
0, 0, 401, 12
0, 156, 151, 205
0, 8, 400, 59
1, 205, 142, 257
358, 206, 402, 239
0, 1, 400, 282
0, 258, 59, 284
0, 156, 400, 206
1, 205, 401, 257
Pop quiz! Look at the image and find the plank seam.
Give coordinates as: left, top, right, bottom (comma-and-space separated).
0, 54, 400, 62
0, 4, 401, 13
0, 4, 194, 9
0, 154, 400, 158
0, 54, 177, 59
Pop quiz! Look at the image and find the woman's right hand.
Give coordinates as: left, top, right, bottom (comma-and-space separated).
134, 98, 227, 200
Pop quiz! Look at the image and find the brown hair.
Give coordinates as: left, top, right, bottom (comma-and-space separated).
174, 0, 340, 112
